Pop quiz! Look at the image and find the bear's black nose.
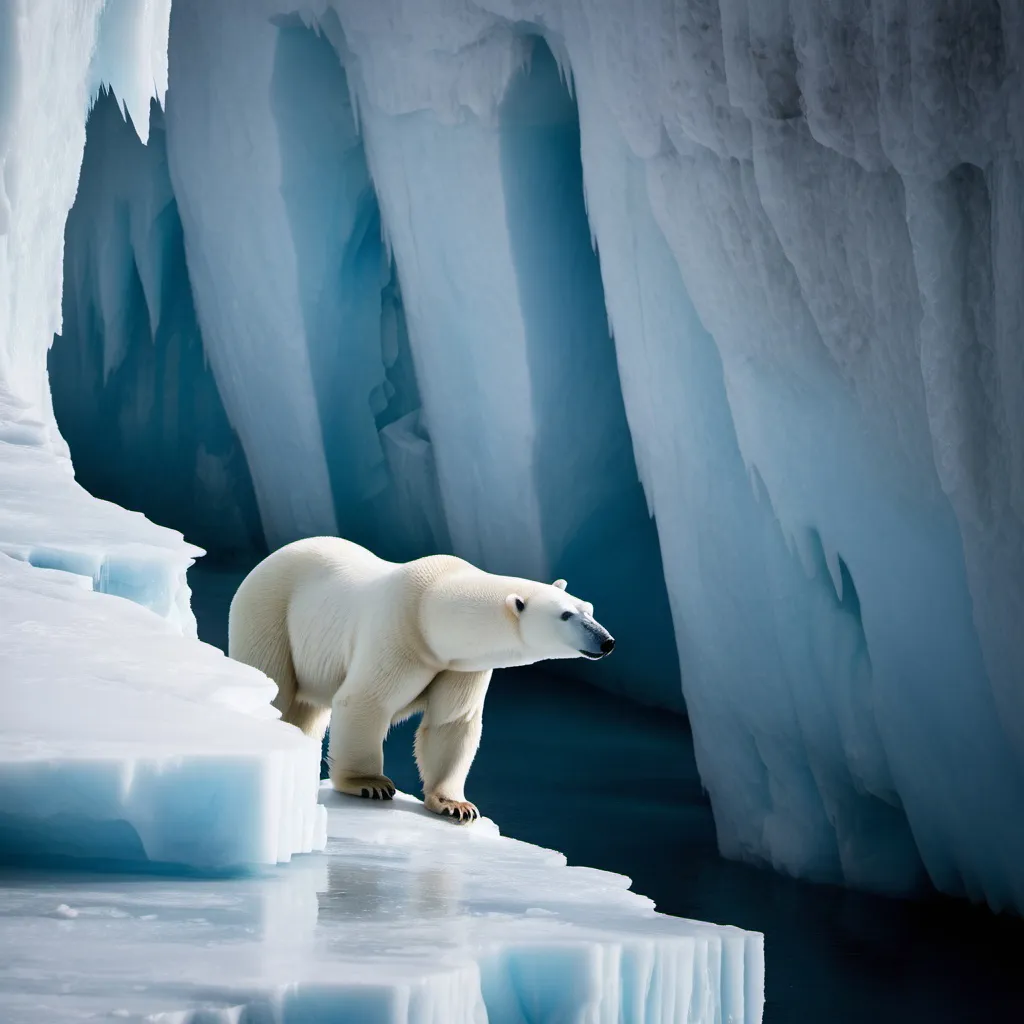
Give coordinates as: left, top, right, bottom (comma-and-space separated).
600, 637, 616, 654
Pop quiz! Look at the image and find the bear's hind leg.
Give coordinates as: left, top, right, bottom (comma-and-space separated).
416, 670, 491, 824
282, 700, 331, 741
229, 600, 304, 727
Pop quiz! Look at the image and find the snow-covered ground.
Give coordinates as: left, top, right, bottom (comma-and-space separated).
0, 549, 325, 871
0, 785, 764, 1023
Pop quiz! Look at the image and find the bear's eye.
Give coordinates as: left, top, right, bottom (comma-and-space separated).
560, 611, 573, 621
516, 598, 525, 612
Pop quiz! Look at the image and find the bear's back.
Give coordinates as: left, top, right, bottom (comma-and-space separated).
283, 536, 393, 634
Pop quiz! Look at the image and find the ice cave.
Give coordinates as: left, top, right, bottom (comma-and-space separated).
3, 0, 1024, 1021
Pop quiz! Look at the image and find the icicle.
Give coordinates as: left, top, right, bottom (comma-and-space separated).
823, 539, 844, 602
346, 70, 361, 137
794, 527, 817, 579
548, 36, 575, 99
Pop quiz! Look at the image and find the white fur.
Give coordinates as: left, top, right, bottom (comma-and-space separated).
227, 537, 613, 822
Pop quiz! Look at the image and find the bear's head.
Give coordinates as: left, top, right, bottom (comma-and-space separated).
505, 578, 615, 662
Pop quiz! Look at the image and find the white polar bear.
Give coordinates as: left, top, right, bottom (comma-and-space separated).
227, 536, 615, 823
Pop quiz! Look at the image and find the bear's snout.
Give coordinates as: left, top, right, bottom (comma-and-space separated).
579, 625, 615, 659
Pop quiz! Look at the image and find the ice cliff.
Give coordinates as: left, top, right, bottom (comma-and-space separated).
29, 0, 1024, 914
0, 0, 324, 869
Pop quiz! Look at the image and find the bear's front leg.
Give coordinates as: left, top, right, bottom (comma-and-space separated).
327, 690, 396, 801
415, 670, 491, 824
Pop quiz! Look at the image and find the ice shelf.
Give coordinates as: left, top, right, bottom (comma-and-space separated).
0, 784, 764, 1023
0, 549, 325, 872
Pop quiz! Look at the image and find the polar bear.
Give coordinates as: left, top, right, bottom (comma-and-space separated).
227, 536, 615, 823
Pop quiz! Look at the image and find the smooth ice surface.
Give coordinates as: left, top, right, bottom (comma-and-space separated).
0, 552, 325, 870
0, 785, 764, 1023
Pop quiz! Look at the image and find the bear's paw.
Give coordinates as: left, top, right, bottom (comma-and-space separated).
424, 794, 480, 824
333, 773, 396, 801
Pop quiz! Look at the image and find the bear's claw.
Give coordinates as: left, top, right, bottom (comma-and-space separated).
332, 774, 396, 801
425, 794, 479, 824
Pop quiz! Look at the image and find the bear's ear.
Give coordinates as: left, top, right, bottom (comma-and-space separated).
505, 593, 526, 615
552, 578, 567, 590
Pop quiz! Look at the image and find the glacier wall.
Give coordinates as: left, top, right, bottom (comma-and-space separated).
50, 89, 264, 556
163, 1, 392, 552
312, 0, 1024, 909
0, 0, 168, 453
53, 0, 682, 706
0, 0, 189, 607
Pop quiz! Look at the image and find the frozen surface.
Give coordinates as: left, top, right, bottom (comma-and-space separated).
0, 433, 198, 632
0, 552, 325, 871
0, 785, 764, 1023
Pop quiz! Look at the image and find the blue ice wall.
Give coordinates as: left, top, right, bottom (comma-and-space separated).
269, 21, 423, 551
50, 91, 263, 556
55, 12, 681, 710
352, 37, 681, 706
323, 0, 1024, 911
160, 5, 445, 563
498, 44, 680, 705
54, 19, 439, 566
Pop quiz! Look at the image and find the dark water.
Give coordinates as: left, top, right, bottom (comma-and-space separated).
192, 561, 1024, 1024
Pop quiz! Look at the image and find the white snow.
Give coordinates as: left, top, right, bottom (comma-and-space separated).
0, 550, 325, 870
88, 0, 172, 146
0, 435, 199, 633
0, 785, 765, 1023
